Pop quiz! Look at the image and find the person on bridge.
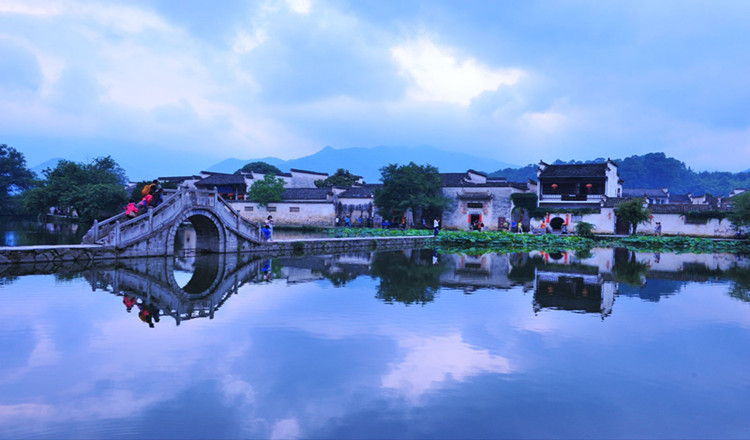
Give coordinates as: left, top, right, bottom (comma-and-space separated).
151, 180, 164, 206
125, 200, 138, 218
264, 215, 274, 241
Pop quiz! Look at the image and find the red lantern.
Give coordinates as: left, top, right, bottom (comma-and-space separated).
551, 183, 558, 189
585, 183, 593, 189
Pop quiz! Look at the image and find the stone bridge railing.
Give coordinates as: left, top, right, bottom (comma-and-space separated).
83, 187, 262, 248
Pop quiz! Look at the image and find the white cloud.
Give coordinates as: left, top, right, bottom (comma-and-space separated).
233, 28, 269, 54
286, 0, 311, 15
271, 417, 301, 439
518, 110, 567, 134
0, 0, 61, 16
391, 37, 522, 107
381, 333, 511, 400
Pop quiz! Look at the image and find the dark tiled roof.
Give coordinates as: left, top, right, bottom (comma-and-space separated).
290, 168, 328, 176
457, 192, 492, 200
441, 173, 469, 186
339, 187, 375, 198
281, 188, 332, 201
668, 194, 692, 204
196, 173, 247, 186
539, 163, 610, 178
466, 169, 487, 177
158, 175, 201, 182
649, 204, 716, 214
623, 188, 667, 198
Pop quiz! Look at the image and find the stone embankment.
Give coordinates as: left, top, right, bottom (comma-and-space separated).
0, 236, 433, 265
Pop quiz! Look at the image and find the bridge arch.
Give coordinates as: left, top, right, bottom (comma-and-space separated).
168, 208, 227, 255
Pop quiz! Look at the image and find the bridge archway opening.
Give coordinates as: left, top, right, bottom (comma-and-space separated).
173, 253, 222, 294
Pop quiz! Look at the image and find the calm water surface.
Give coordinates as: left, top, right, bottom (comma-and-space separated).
1, 248, 749, 439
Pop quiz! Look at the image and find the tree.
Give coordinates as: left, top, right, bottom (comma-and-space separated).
248, 173, 285, 207
235, 161, 282, 175
314, 168, 360, 188
616, 198, 651, 235
374, 162, 452, 224
0, 144, 35, 214
727, 192, 750, 230
21, 156, 128, 221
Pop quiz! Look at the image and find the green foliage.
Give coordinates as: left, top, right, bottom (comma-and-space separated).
328, 227, 431, 238
314, 168, 360, 187
433, 230, 596, 254
428, 229, 750, 254
21, 156, 128, 221
370, 249, 447, 304
612, 251, 649, 286
374, 162, 452, 221
235, 161, 282, 175
510, 192, 537, 210
685, 210, 728, 223
616, 198, 651, 235
248, 173, 285, 207
0, 144, 35, 214
576, 221, 595, 238
727, 192, 750, 229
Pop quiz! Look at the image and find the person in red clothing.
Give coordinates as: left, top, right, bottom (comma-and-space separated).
123, 295, 136, 312
125, 200, 138, 218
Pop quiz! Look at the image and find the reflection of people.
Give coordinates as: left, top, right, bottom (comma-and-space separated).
432, 250, 439, 265
261, 259, 272, 281
137, 300, 158, 328
123, 295, 136, 312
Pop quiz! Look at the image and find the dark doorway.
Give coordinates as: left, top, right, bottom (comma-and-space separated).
615, 217, 630, 235
550, 217, 565, 231
469, 213, 481, 229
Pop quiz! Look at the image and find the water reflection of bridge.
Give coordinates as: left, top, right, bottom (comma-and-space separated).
85, 253, 264, 325
2, 247, 747, 324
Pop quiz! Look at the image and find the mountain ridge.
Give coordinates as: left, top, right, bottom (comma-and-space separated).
206, 145, 517, 182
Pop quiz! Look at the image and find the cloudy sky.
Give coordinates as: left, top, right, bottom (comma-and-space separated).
1, 0, 749, 177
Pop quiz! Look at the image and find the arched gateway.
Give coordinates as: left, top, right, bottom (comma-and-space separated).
82, 187, 262, 257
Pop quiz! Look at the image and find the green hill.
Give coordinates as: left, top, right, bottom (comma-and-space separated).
490, 152, 750, 196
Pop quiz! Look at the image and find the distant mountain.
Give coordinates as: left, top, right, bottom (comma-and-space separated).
30, 158, 64, 178
489, 152, 750, 196
207, 145, 517, 182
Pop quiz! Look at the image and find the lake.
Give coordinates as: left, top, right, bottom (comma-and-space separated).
1, 247, 749, 439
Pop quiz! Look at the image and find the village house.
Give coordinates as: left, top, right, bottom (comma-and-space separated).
440, 170, 535, 231
535, 160, 736, 237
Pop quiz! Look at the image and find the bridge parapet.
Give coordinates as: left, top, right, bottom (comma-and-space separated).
82, 187, 262, 253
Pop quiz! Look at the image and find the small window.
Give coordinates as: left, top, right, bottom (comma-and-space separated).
244, 206, 254, 212
289, 207, 300, 213
267, 206, 277, 212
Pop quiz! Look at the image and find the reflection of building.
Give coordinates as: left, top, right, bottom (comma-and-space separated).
439, 253, 520, 292
533, 269, 616, 319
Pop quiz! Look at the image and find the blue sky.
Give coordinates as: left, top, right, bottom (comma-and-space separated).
1, 0, 749, 178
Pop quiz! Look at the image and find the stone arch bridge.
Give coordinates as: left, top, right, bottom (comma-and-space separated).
82, 187, 262, 257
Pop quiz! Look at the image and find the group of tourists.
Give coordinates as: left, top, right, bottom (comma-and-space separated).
125, 180, 163, 218
122, 295, 160, 328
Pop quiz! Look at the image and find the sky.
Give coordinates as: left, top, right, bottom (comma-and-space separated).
1, 0, 749, 179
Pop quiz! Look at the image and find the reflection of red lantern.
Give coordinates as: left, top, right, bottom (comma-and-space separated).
586, 183, 593, 189
551, 183, 558, 190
